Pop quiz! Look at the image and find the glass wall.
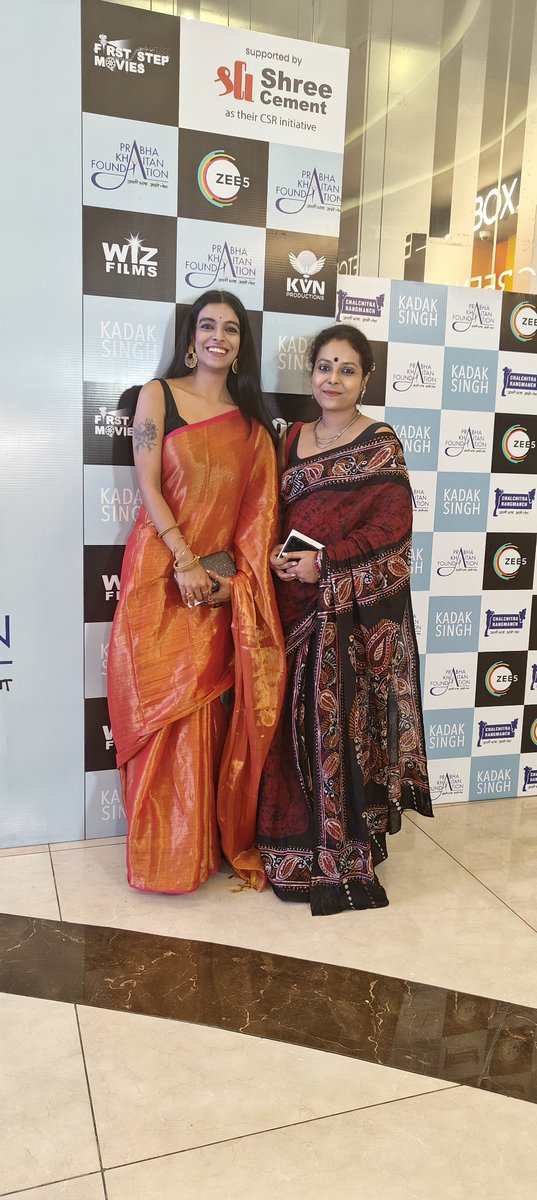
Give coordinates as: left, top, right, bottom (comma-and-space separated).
105, 0, 537, 290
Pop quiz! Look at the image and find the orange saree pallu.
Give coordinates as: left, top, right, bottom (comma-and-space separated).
107, 411, 285, 894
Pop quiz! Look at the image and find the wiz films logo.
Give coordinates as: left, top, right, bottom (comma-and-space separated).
102, 573, 120, 601
198, 152, 249, 208
393, 361, 436, 392
286, 250, 326, 300
493, 543, 526, 580
95, 407, 133, 441
510, 302, 537, 342
276, 168, 340, 216
91, 140, 169, 192
502, 425, 534, 464
93, 34, 170, 74
0, 614, 13, 694
102, 233, 158, 277
451, 301, 495, 333
185, 241, 255, 289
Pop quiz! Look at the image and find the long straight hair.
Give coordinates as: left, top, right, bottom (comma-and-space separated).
165, 290, 277, 445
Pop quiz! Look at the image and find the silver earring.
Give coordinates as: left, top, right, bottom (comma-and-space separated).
231, 358, 239, 375
185, 348, 197, 369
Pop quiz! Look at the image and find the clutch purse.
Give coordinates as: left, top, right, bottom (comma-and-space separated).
199, 550, 237, 577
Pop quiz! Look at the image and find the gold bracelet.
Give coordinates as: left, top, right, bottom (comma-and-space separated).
157, 523, 179, 540
173, 554, 199, 574
173, 543, 191, 562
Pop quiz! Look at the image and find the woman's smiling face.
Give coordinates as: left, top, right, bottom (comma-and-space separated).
193, 303, 241, 370
311, 339, 368, 413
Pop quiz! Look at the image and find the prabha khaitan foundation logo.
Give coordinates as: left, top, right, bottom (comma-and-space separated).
185, 239, 256, 290
90, 138, 170, 194
276, 167, 341, 216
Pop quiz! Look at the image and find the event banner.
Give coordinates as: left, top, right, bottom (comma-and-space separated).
334, 275, 537, 806
81, 0, 349, 838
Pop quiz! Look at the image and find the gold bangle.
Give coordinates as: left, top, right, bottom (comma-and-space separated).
173, 554, 199, 573
157, 523, 179, 540
173, 543, 191, 561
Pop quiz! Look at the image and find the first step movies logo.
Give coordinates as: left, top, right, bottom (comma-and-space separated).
82, 0, 179, 125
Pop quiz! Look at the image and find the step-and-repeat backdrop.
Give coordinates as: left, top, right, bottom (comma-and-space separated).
81, 0, 349, 838
2, 0, 536, 847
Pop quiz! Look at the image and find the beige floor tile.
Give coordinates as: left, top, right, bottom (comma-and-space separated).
78, 1006, 452, 1169
0, 851, 59, 919
2, 1175, 105, 1198
0, 993, 100, 1193
50, 837, 126, 852
52, 823, 537, 1007
408, 796, 537, 930
0, 844, 49, 858
105, 1085, 537, 1200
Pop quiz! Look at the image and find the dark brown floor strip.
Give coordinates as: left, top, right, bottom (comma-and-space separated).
1, 912, 536, 1104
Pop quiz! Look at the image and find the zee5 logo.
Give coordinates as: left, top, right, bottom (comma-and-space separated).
197, 151, 249, 207
493, 542, 526, 579
484, 661, 517, 697
510, 301, 537, 342
501, 424, 534, 463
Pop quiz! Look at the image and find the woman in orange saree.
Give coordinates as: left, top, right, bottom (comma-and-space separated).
107, 291, 285, 895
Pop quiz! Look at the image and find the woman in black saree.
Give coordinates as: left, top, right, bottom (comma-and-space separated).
257, 323, 432, 916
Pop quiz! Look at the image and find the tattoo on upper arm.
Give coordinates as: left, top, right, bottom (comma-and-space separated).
133, 417, 158, 452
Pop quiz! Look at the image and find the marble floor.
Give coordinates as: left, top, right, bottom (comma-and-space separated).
1, 798, 537, 1198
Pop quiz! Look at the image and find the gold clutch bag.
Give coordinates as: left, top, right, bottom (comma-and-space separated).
199, 551, 237, 577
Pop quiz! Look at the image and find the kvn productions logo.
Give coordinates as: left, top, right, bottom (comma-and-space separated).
502, 425, 535, 464
0, 614, 13, 694
451, 301, 495, 333
393, 361, 436, 392
510, 301, 537, 342
197, 152, 249, 208
286, 250, 326, 300
276, 168, 341, 216
93, 34, 170, 75
94, 407, 133, 441
91, 140, 169, 192
215, 58, 333, 121
102, 233, 158, 277
185, 241, 255, 289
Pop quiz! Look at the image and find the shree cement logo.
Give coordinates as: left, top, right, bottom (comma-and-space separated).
214, 59, 334, 117
501, 425, 534, 464
197, 151, 250, 207
510, 301, 537, 342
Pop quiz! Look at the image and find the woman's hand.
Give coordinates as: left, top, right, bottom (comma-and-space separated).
174, 562, 213, 606
205, 570, 232, 606
270, 546, 320, 584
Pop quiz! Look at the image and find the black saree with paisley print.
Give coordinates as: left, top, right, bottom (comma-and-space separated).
257, 421, 433, 916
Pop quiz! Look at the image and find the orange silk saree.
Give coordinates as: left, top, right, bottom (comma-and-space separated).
107, 410, 285, 894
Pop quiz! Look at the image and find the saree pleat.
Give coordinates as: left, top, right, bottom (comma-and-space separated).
108, 411, 285, 894
257, 423, 432, 915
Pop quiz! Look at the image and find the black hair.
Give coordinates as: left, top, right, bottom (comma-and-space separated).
164, 289, 277, 445
308, 323, 375, 376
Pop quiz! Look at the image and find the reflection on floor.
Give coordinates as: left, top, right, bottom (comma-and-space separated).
1, 799, 537, 1198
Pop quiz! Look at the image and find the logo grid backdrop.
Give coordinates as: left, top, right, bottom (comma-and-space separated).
81, 0, 349, 838
339, 275, 537, 806
81, 1, 537, 839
